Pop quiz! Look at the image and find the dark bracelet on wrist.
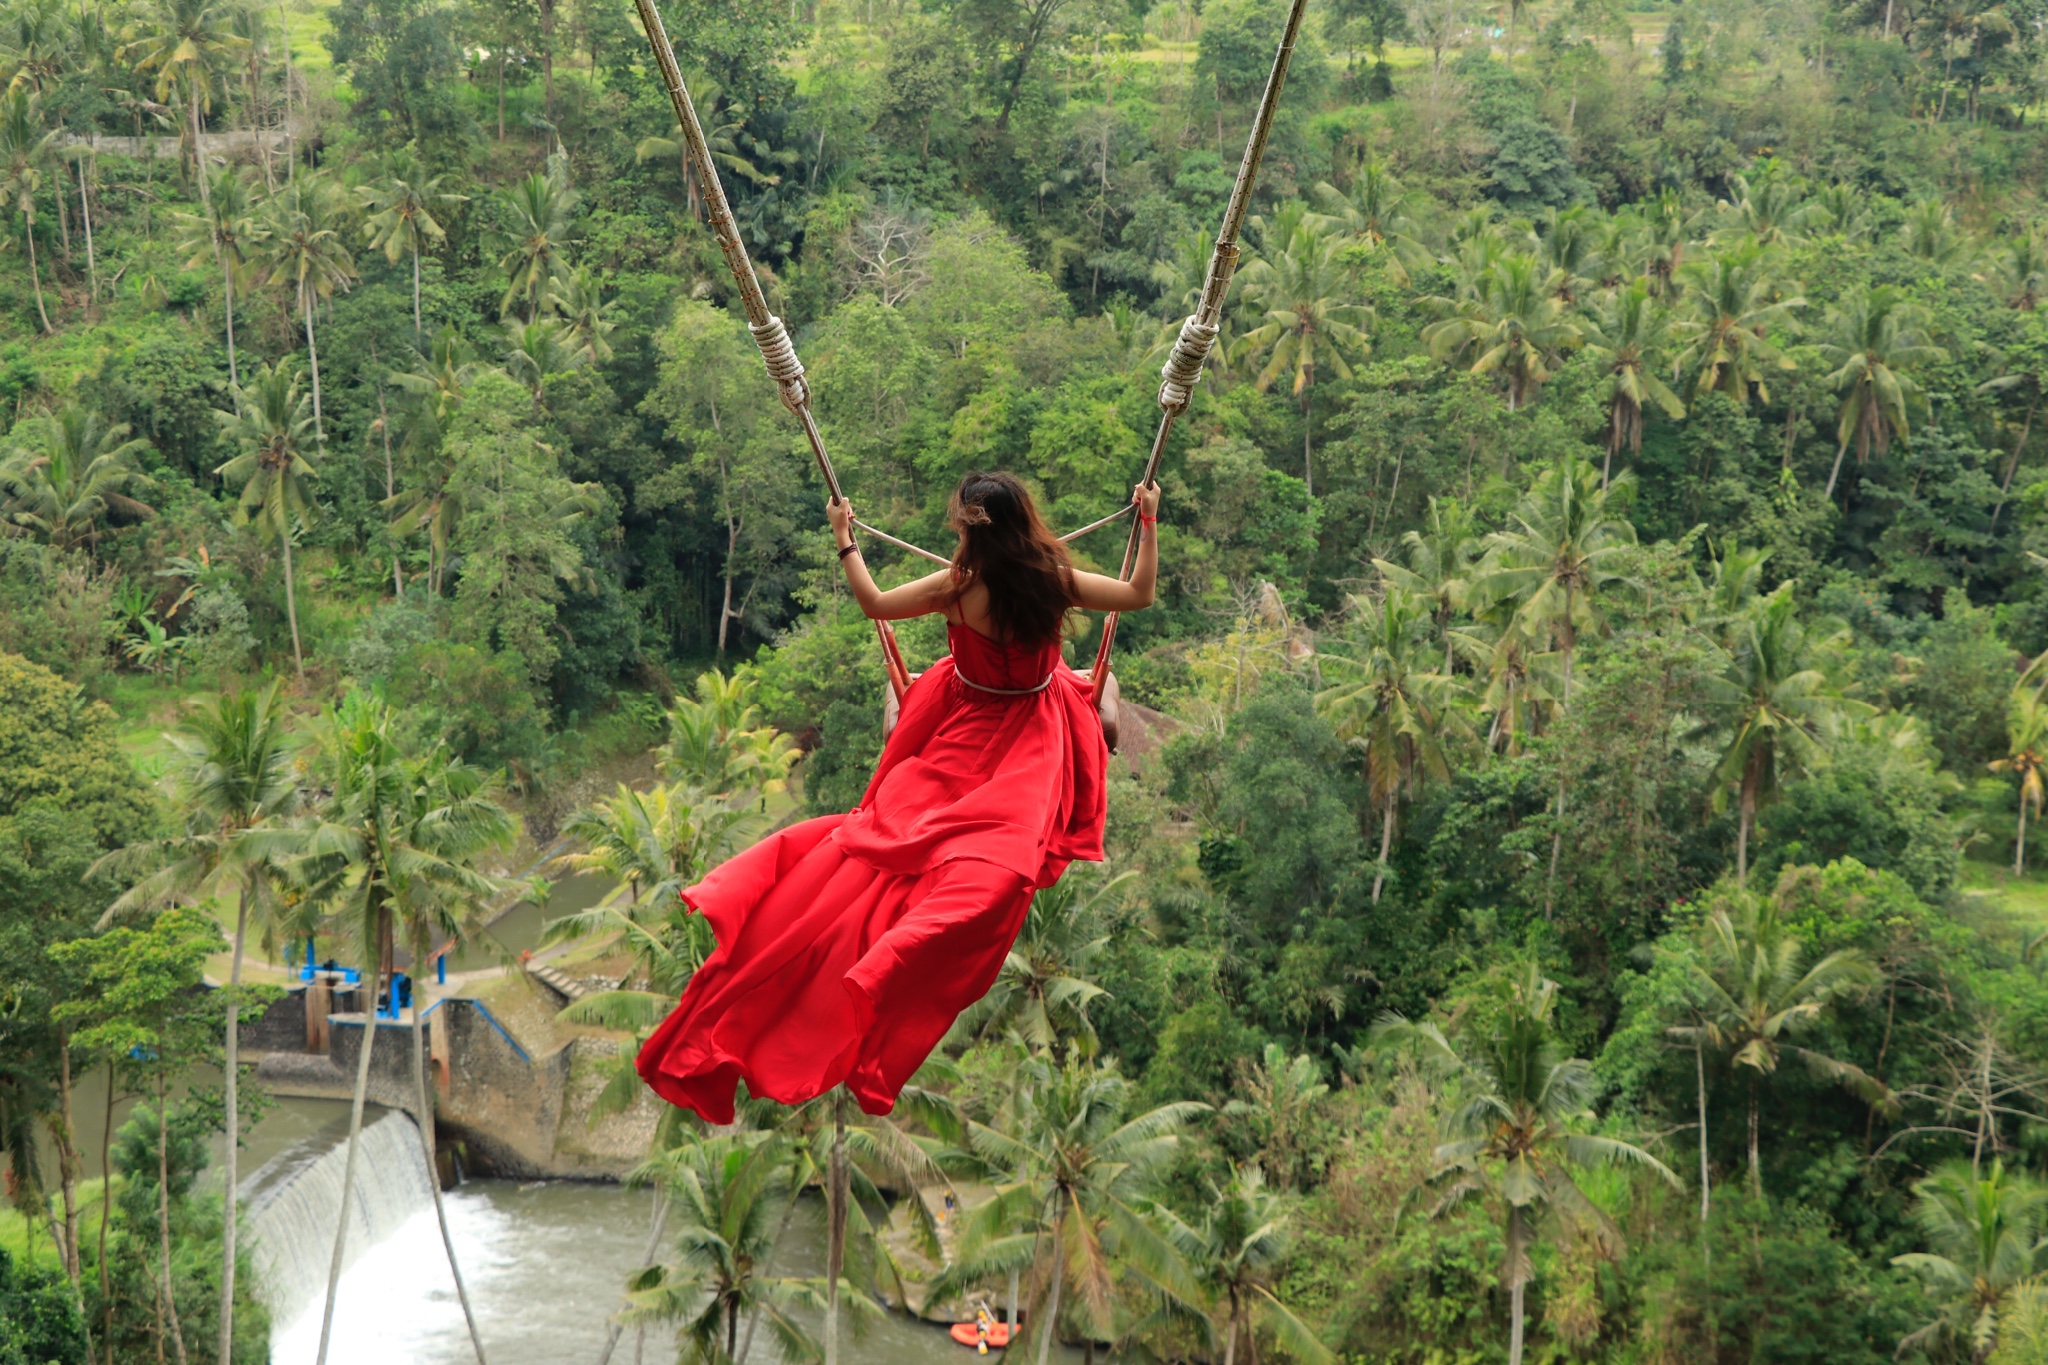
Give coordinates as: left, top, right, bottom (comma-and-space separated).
838, 543, 859, 559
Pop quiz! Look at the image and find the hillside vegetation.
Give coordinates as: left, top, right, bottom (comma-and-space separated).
14, 0, 2048, 1361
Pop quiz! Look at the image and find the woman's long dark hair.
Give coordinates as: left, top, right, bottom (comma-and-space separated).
948, 472, 1074, 644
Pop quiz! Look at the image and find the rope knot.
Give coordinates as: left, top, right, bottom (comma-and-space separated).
1158, 316, 1219, 411
750, 315, 810, 412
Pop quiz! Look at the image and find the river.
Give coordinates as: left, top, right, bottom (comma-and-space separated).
266, 1177, 1094, 1365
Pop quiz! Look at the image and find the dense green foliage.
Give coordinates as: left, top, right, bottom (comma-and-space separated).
14, 0, 2048, 1357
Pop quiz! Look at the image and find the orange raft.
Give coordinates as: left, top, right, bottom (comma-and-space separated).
948, 1321, 1013, 1349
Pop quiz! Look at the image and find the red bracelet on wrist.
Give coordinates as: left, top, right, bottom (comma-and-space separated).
1139, 512, 1158, 526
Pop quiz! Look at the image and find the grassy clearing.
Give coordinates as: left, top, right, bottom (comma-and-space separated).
0, 1179, 115, 1276
1956, 859, 2048, 939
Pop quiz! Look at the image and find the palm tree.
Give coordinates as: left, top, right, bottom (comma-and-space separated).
1579, 280, 1686, 487
0, 0, 74, 97
545, 264, 615, 363
1234, 210, 1373, 495
1816, 285, 1945, 499
387, 750, 513, 1365
1312, 159, 1430, 283
1797, 183, 1871, 242
1450, 619, 1564, 756
1715, 170, 1806, 246
1372, 965, 1680, 1365
122, 0, 246, 186
498, 315, 584, 408
361, 148, 463, 337
1902, 196, 1965, 264
618, 1133, 824, 1364
1980, 230, 2048, 311
1423, 254, 1583, 412
1666, 891, 1884, 1195
762, 1072, 959, 1365
547, 781, 757, 907
175, 164, 255, 384
1316, 585, 1459, 904
933, 1059, 1207, 1365
492, 160, 577, 322
250, 174, 356, 446
633, 76, 776, 222
1375, 496, 1478, 674
386, 330, 484, 594
1226, 1046, 1331, 1193
656, 668, 801, 798
1991, 692, 2048, 875
1476, 454, 1640, 898
954, 871, 1126, 1061
91, 684, 296, 1365
1892, 1160, 2048, 1364
1160, 1165, 1334, 1365
215, 362, 318, 681
1697, 584, 1858, 882
286, 691, 515, 1365
1672, 246, 1803, 405
0, 87, 57, 332
0, 403, 154, 553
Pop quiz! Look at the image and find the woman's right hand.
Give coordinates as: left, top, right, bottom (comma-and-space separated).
1133, 483, 1161, 520
828, 495, 854, 541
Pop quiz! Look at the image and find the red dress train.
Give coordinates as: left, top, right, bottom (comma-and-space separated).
636, 624, 1109, 1123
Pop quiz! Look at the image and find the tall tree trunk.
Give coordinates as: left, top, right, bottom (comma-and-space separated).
1824, 439, 1850, 499
222, 248, 238, 387
279, 3, 297, 180
734, 1184, 800, 1365
2017, 794, 2029, 875
1746, 1073, 1761, 1197
412, 245, 422, 338
1992, 392, 2039, 529
1507, 1277, 1525, 1365
1302, 389, 1315, 497
281, 533, 305, 682
24, 219, 51, 334
824, 1089, 848, 1365
379, 385, 402, 596
217, 885, 250, 1365
79, 150, 96, 314
1035, 1206, 1065, 1365
48, 1037, 80, 1289
99, 1062, 114, 1365
595, 1189, 669, 1365
1736, 776, 1755, 884
190, 84, 209, 202
1544, 636, 1575, 915
1007, 1268, 1019, 1336
412, 979, 489, 1363
156, 1070, 190, 1365
304, 297, 325, 447
539, 0, 556, 121
314, 912, 387, 1365
1372, 795, 1395, 903
1695, 1042, 1711, 1229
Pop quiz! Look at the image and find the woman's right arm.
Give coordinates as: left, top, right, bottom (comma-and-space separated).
1069, 484, 1161, 613
830, 496, 955, 621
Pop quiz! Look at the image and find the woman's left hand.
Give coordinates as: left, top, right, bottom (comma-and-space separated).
828, 496, 854, 540
1133, 483, 1161, 520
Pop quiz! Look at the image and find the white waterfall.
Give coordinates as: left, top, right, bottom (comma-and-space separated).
240, 1107, 437, 1327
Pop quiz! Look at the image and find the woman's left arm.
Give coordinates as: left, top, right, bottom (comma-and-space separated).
830, 497, 955, 621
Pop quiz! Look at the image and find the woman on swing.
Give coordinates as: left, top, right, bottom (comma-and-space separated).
638, 471, 1161, 1123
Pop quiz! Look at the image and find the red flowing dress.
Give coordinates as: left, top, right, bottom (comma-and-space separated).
637, 623, 1109, 1123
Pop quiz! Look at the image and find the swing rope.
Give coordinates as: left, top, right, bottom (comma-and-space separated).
1087, 0, 1311, 708
628, 0, 1311, 707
